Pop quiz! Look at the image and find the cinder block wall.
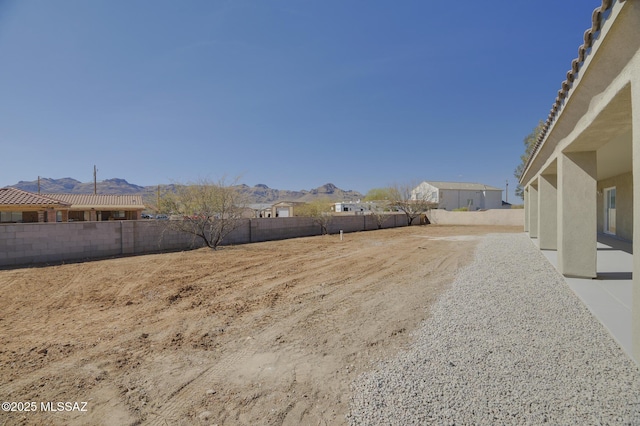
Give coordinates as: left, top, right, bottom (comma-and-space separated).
248, 217, 320, 243
0, 214, 407, 267
0, 222, 122, 266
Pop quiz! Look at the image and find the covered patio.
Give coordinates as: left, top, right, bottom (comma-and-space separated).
533, 234, 633, 358
520, 0, 640, 363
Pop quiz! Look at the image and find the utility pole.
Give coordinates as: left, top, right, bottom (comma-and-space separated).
93, 165, 97, 194
37, 176, 41, 194
505, 180, 509, 203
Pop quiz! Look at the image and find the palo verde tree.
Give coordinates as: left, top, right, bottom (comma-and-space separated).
295, 198, 334, 235
514, 120, 545, 199
388, 181, 437, 225
159, 177, 247, 249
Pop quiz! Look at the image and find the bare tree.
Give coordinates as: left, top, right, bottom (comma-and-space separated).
389, 182, 437, 225
159, 177, 247, 249
295, 198, 333, 234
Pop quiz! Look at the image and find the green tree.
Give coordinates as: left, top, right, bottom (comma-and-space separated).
159, 177, 247, 249
514, 121, 545, 199
363, 188, 392, 202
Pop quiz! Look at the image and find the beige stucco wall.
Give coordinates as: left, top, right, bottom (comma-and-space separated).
439, 189, 503, 210
426, 209, 524, 226
597, 172, 633, 241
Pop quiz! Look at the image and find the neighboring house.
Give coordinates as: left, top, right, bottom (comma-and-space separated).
248, 203, 273, 218
332, 201, 381, 214
269, 201, 305, 218
411, 181, 503, 210
519, 2, 639, 361
43, 193, 145, 221
0, 187, 145, 222
0, 187, 71, 223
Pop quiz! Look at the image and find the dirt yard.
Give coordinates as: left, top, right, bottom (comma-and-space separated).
0, 225, 520, 425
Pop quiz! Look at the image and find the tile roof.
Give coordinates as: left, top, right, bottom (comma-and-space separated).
523, 0, 622, 177
42, 194, 145, 210
425, 182, 502, 191
0, 187, 71, 207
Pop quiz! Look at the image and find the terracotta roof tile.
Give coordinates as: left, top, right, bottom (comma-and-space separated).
0, 187, 71, 207
523, 0, 619, 178
42, 194, 145, 210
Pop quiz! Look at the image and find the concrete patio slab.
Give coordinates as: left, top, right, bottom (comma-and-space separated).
529, 234, 634, 362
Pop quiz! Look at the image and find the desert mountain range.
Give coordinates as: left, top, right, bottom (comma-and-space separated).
10, 178, 364, 204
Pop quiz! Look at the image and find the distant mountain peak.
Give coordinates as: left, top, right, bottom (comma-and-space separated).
103, 178, 130, 184
317, 183, 337, 193
9, 178, 363, 205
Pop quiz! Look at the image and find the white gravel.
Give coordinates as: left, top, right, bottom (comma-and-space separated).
348, 233, 640, 425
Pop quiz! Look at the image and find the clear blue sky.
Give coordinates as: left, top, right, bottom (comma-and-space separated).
0, 1, 601, 201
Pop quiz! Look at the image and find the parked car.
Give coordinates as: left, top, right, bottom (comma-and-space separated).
141, 213, 154, 219
155, 214, 169, 220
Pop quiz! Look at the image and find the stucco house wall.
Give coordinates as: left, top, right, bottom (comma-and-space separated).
440, 189, 483, 210
484, 190, 504, 210
412, 181, 504, 210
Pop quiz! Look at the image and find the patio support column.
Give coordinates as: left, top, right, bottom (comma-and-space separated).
529, 184, 539, 238
631, 77, 640, 363
558, 151, 597, 278
524, 187, 530, 232
538, 174, 558, 250
46, 210, 56, 223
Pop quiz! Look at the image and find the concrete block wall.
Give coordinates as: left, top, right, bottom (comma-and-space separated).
249, 217, 320, 243
0, 222, 122, 266
0, 214, 408, 267
132, 221, 207, 253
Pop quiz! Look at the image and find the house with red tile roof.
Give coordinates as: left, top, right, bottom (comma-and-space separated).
0, 187, 71, 223
42, 193, 145, 221
0, 187, 145, 223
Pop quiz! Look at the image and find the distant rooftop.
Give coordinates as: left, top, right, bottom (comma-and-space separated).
423, 181, 502, 191
42, 193, 144, 210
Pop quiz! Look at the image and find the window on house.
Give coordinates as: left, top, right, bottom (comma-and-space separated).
0, 211, 22, 223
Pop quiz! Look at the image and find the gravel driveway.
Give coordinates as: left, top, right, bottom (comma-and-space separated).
349, 233, 640, 425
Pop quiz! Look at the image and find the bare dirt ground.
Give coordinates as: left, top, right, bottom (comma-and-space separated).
0, 225, 520, 426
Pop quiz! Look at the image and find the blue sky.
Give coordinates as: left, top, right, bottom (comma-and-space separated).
0, 1, 601, 201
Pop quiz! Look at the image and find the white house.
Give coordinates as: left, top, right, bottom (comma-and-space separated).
332, 201, 380, 214
411, 181, 503, 210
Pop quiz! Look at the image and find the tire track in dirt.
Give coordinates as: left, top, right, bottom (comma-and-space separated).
146, 345, 255, 426
0, 226, 516, 425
